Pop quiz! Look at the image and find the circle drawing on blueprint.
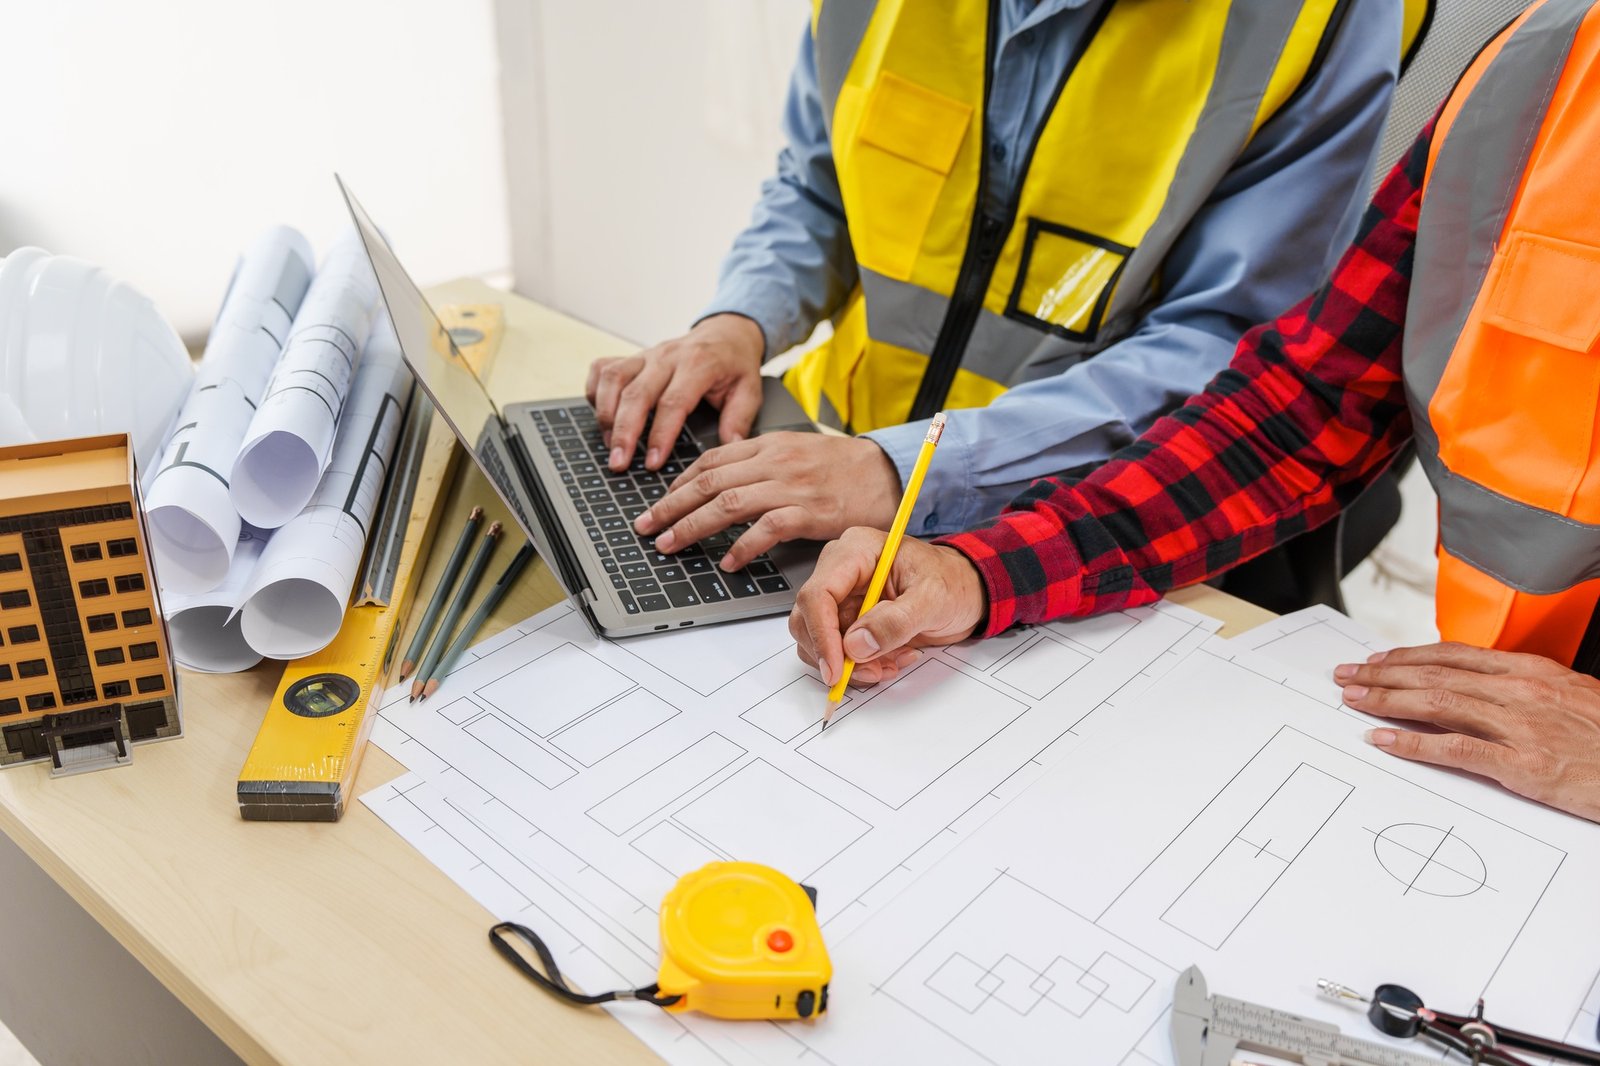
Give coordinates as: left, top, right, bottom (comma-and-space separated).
1372, 823, 1487, 897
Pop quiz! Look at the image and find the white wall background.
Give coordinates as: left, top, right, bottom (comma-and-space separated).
0, 0, 512, 341
498, 0, 804, 347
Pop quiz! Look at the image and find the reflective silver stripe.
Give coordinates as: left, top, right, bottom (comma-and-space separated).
1405, 0, 1584, 420
1416, 447, 1600, 595
1404, 0, 1594, 594
861, 269, 1062, 383
1104, 2, 1312, 326
814, 0, 878, 124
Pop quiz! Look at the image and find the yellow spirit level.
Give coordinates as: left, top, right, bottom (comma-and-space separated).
491, 862, 831, 1022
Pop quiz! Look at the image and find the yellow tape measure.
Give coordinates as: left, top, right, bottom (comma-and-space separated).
236, 303, 503, 821
492, 862, 832, 1021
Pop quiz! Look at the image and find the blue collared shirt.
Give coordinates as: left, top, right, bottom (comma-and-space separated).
701, 0, 1400, 533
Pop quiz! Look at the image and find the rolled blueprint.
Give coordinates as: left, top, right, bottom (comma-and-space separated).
230, 228, 380, 529
160, 525, 271, 673
144, 226, 314, 594
239, 311, 410, 659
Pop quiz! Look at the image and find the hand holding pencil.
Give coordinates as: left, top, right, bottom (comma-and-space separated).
787, 414, 988, 721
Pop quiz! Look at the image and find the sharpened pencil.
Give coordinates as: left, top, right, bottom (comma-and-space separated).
822, 412, 945, 730
400, 506, 482, 679
419, 541, 536, 702
411, 521, 502, 702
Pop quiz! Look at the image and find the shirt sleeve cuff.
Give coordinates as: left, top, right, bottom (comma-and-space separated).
697, 279, 805, 360
935, 509, 1087, 638
864, 417, 978, 534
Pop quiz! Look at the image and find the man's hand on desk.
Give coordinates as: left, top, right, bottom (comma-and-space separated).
789, 528, 986, 686
634, 433, 902, 572
1337, 642, 1600, 822
586, 313, 765, 472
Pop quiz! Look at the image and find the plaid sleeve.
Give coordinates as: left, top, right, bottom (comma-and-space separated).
939, 120, 1434, 637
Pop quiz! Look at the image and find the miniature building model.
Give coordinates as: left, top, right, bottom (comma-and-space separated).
0, 434, 180, 773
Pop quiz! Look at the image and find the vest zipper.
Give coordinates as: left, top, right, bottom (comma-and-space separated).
906, 0, 1115, 424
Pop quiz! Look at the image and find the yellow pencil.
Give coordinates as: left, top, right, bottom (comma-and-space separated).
823, 412, 946, 728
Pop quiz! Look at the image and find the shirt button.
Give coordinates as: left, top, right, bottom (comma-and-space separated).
990, 141, 1007, 163
1018, 29, 1036, 47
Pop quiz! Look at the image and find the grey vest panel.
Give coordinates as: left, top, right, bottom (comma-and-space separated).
1404, 0, 1595, 595
814, 0, 878, 123
1100, 3, 1313, 330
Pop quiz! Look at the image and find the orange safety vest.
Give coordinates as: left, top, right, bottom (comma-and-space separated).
1406, 0, 1600, 664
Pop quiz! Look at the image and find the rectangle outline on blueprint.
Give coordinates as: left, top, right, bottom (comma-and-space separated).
795, 657, 1030, 810
992, 633, 1093, 700
740, 674, 851, 744
550, 688, 682, 767
630, 820, 724, 877
671, 757, 873, 881
585, 732, 746, 836
476, 640, 634, 737
463, 714, 578, 789
1159, 761, 1352, 949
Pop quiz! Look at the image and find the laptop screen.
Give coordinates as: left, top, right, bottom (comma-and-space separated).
338, 177, 544, 550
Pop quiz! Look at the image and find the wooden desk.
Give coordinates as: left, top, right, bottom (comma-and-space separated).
0, 280, 1272, 1065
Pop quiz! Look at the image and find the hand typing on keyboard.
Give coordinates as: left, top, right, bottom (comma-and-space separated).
585, 314, 765, 472
535, 405, 798, 616
632, 432, 902, 572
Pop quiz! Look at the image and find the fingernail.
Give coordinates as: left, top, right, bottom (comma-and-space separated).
1333, 664, 1357, 681
634, 511, 655, 534
609, 447, 625, 468
1367, 650, 1389, 663
820, 659, 837, 686
655, 530, 677, 552
896, 649, 923, 669
726, 432, 743, 444
844, 629, 880, 659
1342, 685, 1369, 702
646, 448, 661, 467
720, 556, 739, 572
1366, 728, 1397, 748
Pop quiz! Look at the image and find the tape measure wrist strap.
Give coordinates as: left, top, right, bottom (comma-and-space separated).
489, 922, 683, 1008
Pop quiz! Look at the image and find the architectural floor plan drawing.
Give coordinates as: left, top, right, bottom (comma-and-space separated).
362, 605, 1600, 1066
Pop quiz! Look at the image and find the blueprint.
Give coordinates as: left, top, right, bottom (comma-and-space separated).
362, 605, 1600, 1064
230, 228, 381, 529
238, 311, 409, 659
144, 226, 313, 593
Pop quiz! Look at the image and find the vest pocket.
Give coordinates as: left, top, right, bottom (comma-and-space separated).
1434, 229, 1600, 520
1004, 218, 1133, 340
848, 73, 972, 282
1483, 232, 1600, 351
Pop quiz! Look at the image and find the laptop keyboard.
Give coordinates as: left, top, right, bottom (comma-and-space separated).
529, 405, 791, 617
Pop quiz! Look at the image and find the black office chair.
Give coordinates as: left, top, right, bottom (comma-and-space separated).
1216, 0, 1536, 615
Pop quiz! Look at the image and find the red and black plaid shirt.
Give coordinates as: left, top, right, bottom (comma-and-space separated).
940, 122, 1432, 638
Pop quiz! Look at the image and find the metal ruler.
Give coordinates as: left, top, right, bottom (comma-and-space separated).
1172, 966, 1444, 1066
358, 304, 503, 606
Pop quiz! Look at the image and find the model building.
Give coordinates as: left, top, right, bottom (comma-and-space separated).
0, 434, 180, 774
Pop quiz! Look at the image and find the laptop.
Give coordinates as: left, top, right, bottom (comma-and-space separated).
339, 178, 820, 639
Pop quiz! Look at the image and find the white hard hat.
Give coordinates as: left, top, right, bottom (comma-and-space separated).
0, 247, 193, 472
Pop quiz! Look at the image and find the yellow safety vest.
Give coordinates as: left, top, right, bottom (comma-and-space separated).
786, 0, 1424, 434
